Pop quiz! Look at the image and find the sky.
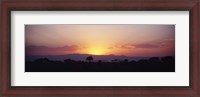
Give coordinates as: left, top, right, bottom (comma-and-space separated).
25, 24, 175, 57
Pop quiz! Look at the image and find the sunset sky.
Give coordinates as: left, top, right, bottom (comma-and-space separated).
25, 24, 175, 57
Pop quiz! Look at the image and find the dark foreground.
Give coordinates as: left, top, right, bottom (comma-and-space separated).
25, 56, 175, 72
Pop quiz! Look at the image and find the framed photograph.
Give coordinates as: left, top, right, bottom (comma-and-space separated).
1, 0, 199, 96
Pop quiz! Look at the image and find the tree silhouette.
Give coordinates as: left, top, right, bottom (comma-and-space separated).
35, 58, 49, 63
86, 56, 93, 62
161, 56, 174, 64
26, 56, 175, 72
98, 60, 102, 63
112, 59, 119, 62
124, 59, 128, 62
64, 59, 72, 63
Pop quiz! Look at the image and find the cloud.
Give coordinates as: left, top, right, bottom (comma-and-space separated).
108, 47, 114, 49
131, 39, 175, 49
56, 45, 79, 51
112, 39, 174, 50
160, 39, 175, 47
133, 43, 160, 48
120, 44, 135, 49
112, 44, 134, 49
26, 45, 79, 51
114, 43, 160, 49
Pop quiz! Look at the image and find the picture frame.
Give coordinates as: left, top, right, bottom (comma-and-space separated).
0, 0, 199, 96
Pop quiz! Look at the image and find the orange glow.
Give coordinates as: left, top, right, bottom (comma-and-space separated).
87, 47, 107, 55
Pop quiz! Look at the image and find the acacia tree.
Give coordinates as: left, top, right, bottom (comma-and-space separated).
86, 56, 93, 62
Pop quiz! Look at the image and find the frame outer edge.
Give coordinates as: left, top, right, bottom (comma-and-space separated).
0, 1, 2, 97
0, 0, 199, 97
188, 1, 199, 97
198, 1, 200, 97
1, 1, 9, 96
192, 1, 199, 97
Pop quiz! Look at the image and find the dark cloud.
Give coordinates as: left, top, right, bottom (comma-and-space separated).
26, 45, 79, 51
56, 45, 79, 51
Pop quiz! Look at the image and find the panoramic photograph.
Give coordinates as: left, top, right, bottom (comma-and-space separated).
25, 24, 175, 72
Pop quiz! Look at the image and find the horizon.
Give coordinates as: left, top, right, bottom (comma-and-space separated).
26, 53, 174, 57
25, 53, 175, 62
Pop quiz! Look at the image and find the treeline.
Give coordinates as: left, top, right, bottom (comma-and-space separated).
25, 56, 175, 72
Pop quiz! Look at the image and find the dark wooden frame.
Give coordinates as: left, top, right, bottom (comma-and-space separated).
0, 0, 199, 96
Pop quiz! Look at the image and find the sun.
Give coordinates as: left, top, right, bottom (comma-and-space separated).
87, 47, 106, 55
